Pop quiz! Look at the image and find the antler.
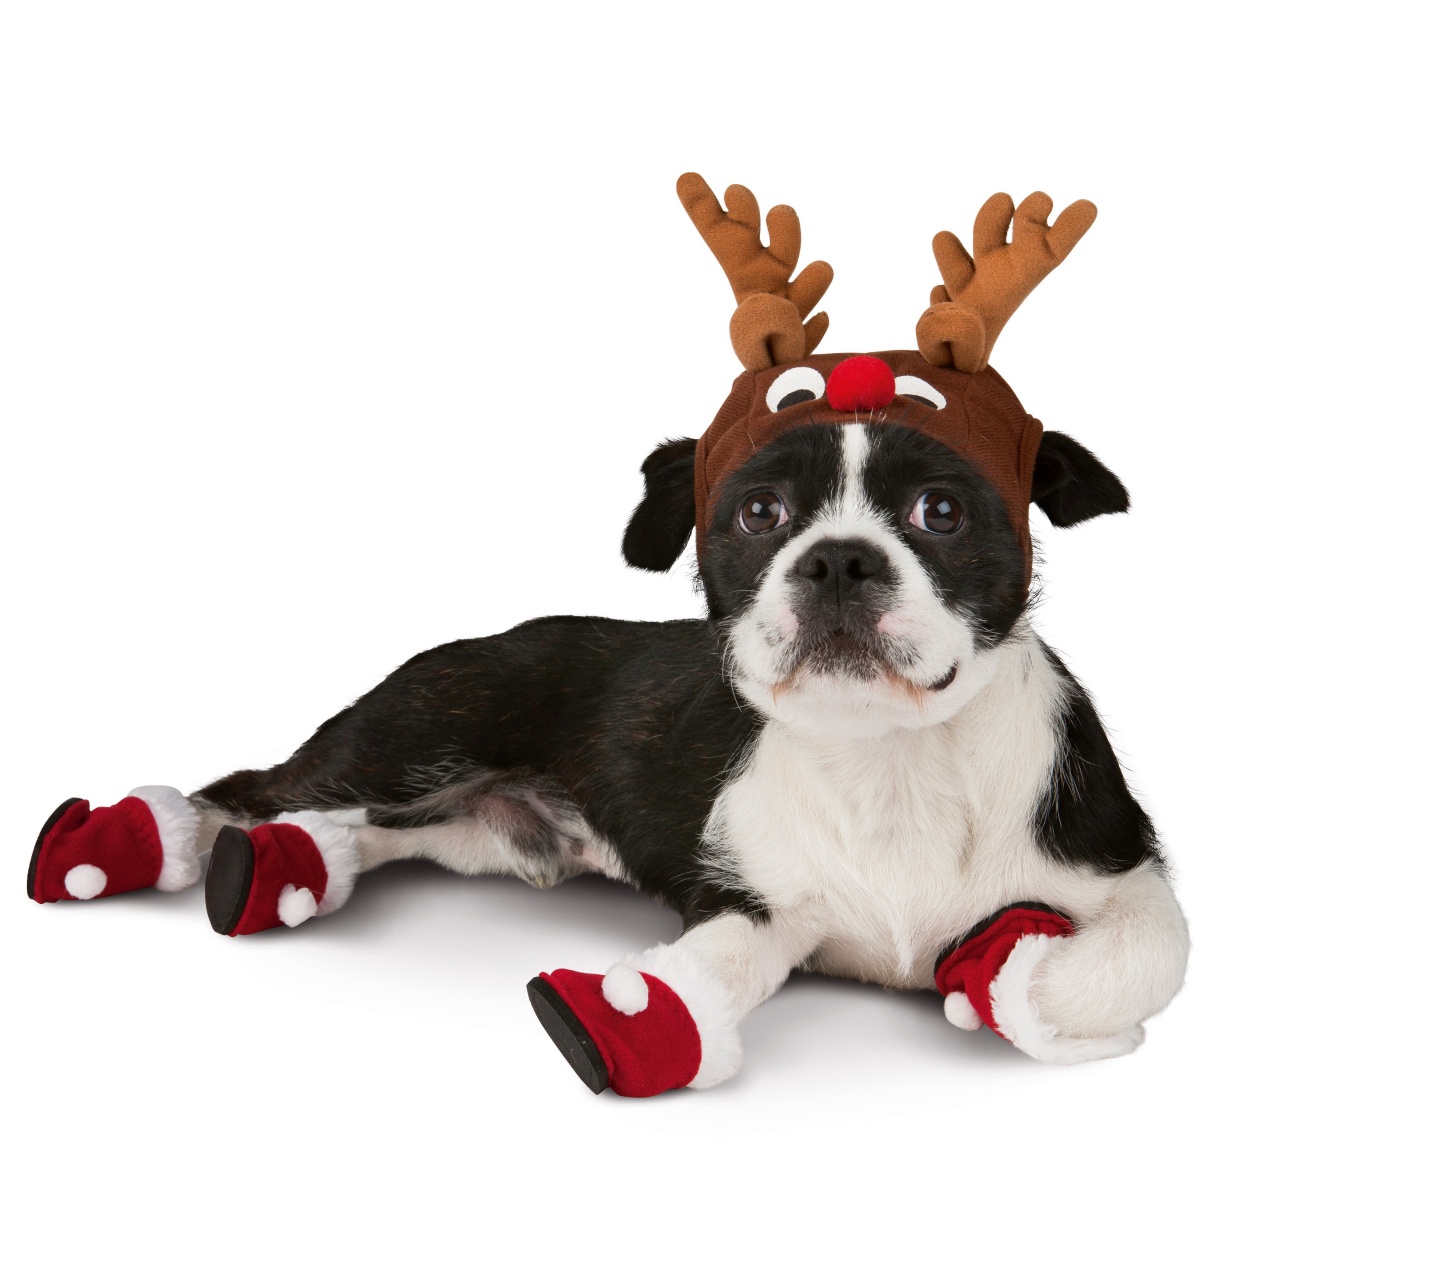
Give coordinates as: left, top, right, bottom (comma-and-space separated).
677, 173, 833, 372
917, 192, 1097, 373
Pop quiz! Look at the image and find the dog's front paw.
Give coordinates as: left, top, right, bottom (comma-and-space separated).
935, 904, 1144, 1066
527, 947, 743, 1097
990, 934, 1144, 1065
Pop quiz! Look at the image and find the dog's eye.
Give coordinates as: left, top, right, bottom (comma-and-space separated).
738, 492, 789, 535
765, 366, 826, 413
894, 375, 946, 411
909, 492, 962, 534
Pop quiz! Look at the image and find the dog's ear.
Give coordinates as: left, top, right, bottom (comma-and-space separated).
623, 438, 698, 571
1031, 431, 1130, 527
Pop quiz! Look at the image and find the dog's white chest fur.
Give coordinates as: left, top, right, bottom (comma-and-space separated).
706, 630, 1107, 988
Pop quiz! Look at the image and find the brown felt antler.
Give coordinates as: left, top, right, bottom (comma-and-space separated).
917, 192, 1097, 373
677, 173, 833, 372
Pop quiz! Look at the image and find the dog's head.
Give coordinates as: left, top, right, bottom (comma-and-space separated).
622, 355, 1127, 735
620, 174, 1126, 735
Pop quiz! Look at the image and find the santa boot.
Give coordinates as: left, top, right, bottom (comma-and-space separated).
205, 811, 359, 936
935, 901, 1142, 1064
29, 786, 201, 903
527, 949, 740, 1097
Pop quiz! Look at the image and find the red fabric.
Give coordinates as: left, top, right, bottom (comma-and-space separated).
536, 969, 702, 1097
31, 796, 163, 902
825, 354, 896, 412
934, 906, 1074, 1037
230, 822, 329, 936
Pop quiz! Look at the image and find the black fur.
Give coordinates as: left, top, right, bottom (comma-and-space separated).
861, 423, 1028, 645
622, 438, 697, 571
197, 617, 768, 926
1032, 645, 1161, 875
1031, 431, 1129, 527
700, 419, 845, 617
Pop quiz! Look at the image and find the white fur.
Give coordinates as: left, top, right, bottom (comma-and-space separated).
944, 991, 982, 1031
1030, 863, 1191, 1037
601, 963, 650, 1015
323, 808, 369, 827
708, 626, 1085, 988
127, 785, 200, 892
273, 811, 359, 915
277, 884, 318, 928
350, 795, 622, 888
989, 934, 1145, 1064
64, 864, 106, 900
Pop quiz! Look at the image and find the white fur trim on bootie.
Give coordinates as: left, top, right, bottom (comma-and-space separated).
272, 811, 360, 915
631, 945, 743, 1090
127, 786, 201, 892
988, 933, 1146, 1066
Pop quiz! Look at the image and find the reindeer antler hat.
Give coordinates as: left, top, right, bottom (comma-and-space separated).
679, 173, 1096, 583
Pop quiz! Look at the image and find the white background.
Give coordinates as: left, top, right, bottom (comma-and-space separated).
2, 2, 1433, 1276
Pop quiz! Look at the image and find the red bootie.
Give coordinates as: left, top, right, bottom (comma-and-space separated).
205, 811, 359, 936
935, 902, 1075, 1035
29, 787, 201, 903
935, 902, 1143, 1064
528, 951, 741, 1097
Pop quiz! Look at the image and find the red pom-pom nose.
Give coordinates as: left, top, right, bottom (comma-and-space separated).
825, 356, 895, 412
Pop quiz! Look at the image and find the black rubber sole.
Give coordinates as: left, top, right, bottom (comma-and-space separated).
28, 798, 85, 902
527, 977, 610, 1095
205, 825, 256, 936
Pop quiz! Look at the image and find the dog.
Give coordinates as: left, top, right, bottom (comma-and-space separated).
28, 175, 1189, 1096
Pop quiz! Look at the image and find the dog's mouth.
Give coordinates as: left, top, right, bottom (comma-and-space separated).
773, 630, 959, 698
797, 628, 887, 676
927, 663, 959, 692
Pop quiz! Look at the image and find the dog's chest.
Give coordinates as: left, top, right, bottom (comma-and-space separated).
705, 643, 1066, 987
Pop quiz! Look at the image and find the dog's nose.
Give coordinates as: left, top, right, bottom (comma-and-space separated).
791, 539, 888, 607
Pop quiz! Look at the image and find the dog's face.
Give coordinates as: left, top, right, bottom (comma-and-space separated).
623, 356, 1130, 737
707, 420, 1026, 735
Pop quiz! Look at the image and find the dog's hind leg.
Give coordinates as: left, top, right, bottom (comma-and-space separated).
196, 767, 602, 936
28, 623, 592, 914
351, 813, 592, 886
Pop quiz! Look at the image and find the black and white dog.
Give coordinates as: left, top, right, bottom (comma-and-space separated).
31, 408, 1187, 1094
29, 179, 1189, 1096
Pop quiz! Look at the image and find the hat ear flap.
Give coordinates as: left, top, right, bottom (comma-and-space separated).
623, 438, 698, 571
1031, 431, 1130, 527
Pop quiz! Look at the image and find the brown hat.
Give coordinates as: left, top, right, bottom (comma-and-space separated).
678, 174, 1095, 583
